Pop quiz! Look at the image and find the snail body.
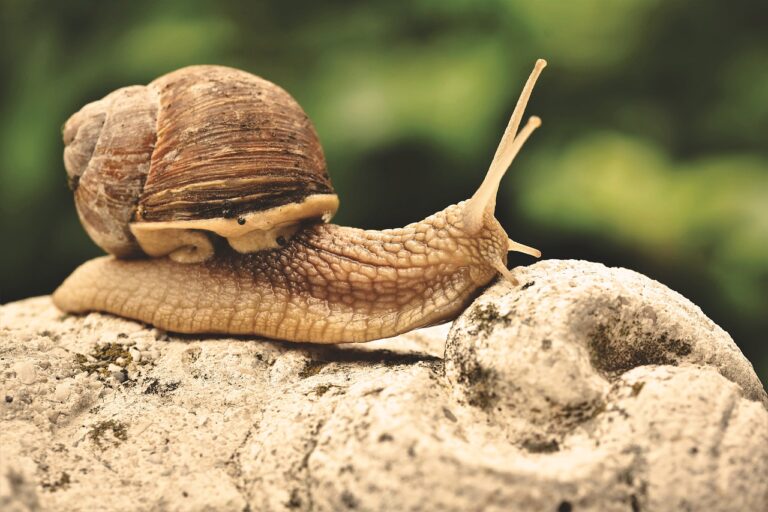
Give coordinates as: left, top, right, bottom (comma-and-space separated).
54, 60, 547, 343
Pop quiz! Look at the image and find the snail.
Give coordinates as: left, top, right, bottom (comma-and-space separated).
53, 59, 547, 343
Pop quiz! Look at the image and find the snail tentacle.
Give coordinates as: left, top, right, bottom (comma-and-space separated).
462, 60, 545, 266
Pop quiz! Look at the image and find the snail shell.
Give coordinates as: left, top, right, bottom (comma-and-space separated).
62, 65, 339, 262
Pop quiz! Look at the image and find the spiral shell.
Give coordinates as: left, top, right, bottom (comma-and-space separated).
63, 65, 338, 261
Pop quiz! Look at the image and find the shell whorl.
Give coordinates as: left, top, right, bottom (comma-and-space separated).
138, 66, 334, 223
62, 65, 336, 259
63, 86, 157, 257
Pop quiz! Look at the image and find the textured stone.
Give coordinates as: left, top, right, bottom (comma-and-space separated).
1, 259, 766, 511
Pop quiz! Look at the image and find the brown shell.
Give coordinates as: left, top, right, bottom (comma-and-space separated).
63, 86, 157, 257
62, 65, 336, 257
138, 65, 333, 222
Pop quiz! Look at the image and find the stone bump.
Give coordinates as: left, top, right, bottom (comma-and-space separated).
1, 259, 766, 511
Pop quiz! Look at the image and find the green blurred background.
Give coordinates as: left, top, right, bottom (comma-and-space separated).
1, 1, 766, 384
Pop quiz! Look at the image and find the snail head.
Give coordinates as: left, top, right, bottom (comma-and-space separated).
461, 58, 546, 285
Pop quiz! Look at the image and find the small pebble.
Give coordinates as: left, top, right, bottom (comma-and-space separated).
15, 361, 37, 385
126, 367, 140, 381
54, 382, 72, 402
108, 364, 127, 382
129, 348, 142, 363
147, 453, 163, 464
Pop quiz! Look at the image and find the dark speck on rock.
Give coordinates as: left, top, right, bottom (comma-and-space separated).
287, 489, 302, 508
299, 360, 328, 378
341, 490, 359, 509
521, 437, 560, 453
144, 379, 180, 396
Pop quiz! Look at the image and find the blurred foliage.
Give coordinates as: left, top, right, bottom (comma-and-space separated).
0, 0, 766, 384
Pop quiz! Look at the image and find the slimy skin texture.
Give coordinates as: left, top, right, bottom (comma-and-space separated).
53, 203, 509, 343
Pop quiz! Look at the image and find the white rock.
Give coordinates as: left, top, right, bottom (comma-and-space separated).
53, 382, 71, 402
0, 260, 765, 511
14, 361, 36, 385
129, 348, 142, 363
107, 363, 126, 382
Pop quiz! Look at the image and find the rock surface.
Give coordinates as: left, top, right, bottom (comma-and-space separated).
1, 259, 766, 512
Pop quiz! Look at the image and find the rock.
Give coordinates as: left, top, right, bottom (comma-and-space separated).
0, 259, 765, 511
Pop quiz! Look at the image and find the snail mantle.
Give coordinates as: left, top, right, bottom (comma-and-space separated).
1, 260, 766, 512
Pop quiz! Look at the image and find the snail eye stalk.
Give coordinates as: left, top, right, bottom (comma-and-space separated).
463, 58, 546, 234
